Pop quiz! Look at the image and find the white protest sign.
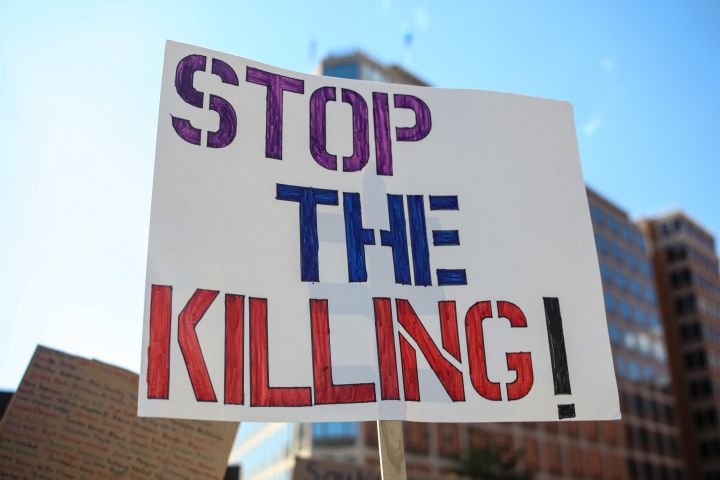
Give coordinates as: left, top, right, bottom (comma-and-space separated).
139, 40, 620, 423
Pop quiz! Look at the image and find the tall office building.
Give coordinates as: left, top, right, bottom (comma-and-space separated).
587, 189, 683, 479
640, 213, 720, 479
230, 53, 684, 480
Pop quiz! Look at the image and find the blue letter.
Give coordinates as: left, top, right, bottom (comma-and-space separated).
343, 193, 376, 282
380, 195, 411, 285
276, 184, 338, 282
429, 195, 466, 286
407, 195, 431, 286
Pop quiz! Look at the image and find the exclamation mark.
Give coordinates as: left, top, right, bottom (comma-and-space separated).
543, 297, 575, 419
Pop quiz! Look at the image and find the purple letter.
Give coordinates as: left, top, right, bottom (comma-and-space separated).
207, 59, 238, 149
341, 89, 369, 172
171, 54, 206, 145
373, 92, 393, 175
246, 67, 304, 160
171, 55, 238, 148
394, 94, 431, 142
310, 87, 370, 172
310, 87, 338, 170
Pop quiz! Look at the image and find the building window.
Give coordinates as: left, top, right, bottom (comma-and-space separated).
633, 307, 647, 326
524, 438, 539, 469
639, 259, 653, 277
665, 405, 676, 426
437, 424, 460, 458
666, 245, 687, 263
653, 341, 667, 362
608, 323, 623, 344
589, 203, 602, 224
627, 460, 638, 478
680, 322, 702, 341
689, 377, 714, 399
646, 313, 660, 329
644, 286, 657, 306
632, 394, 645, 418
403, 422, 429, 454
313, 422, 358, 444
323, 62, 361, 80
615, 270, 628, 291
648, 400, 660, 422
661, 219, 684, 237
628, 361, 642, 381
544, 441, 562, 474
700, 438, 720, 459
600, 261, 613, 283
685, 350, 707, 370
695, 408, 718, 429
619, 300, 633, 320
655, 432, 665, 455
595, 233, 608, 253
604, 292, 618, 314
675, 294, 697, 315
669, 268, 692, 288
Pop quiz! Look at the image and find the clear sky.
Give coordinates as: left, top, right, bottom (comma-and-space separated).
1, 0, 718, 389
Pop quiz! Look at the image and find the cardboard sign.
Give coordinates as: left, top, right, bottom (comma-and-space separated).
139, 40, 619, 423
292, 457, 453, 480
0, 346, 237, 479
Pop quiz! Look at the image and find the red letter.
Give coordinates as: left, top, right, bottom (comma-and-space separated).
399, 336, 419, 401
310, 299, 375, 404
224, 294, 244, 404
440, 301, 461, 361
396, 299, 465, 402
374, 298, 400, 400
465, 301, 500, 401
497, 301, 533, 400
250, 297, 312, 407
178, 289, 219, 402
147, 284, 171, 399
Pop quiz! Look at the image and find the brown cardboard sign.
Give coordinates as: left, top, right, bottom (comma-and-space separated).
0, 345, 238, 479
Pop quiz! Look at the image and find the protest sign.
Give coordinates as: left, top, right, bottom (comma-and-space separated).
0, 346, 237, 479
139, 40, 619, 423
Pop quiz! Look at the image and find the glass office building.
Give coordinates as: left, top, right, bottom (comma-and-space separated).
229, 423, 310, 480
587, 189, 683, 479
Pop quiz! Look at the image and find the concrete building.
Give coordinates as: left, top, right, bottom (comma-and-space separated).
229, 53, 685, 480
641, 213, 720, 479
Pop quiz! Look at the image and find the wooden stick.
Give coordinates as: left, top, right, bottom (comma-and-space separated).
377, 420, 407, 480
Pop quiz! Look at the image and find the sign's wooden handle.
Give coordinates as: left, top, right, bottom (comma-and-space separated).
377, 420, 407, 480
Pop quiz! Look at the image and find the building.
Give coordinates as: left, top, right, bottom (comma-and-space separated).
229, 53, 684, 480
0, 391, 12, 420
229, 423, 310, 480
587, 189, 683, 479
319, 51, 428, 86
640, 212, 720, 479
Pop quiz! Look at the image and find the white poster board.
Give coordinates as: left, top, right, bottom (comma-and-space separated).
138, 40, 619, 423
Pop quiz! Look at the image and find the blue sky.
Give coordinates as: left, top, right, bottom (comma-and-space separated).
1, 0, 718, 389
